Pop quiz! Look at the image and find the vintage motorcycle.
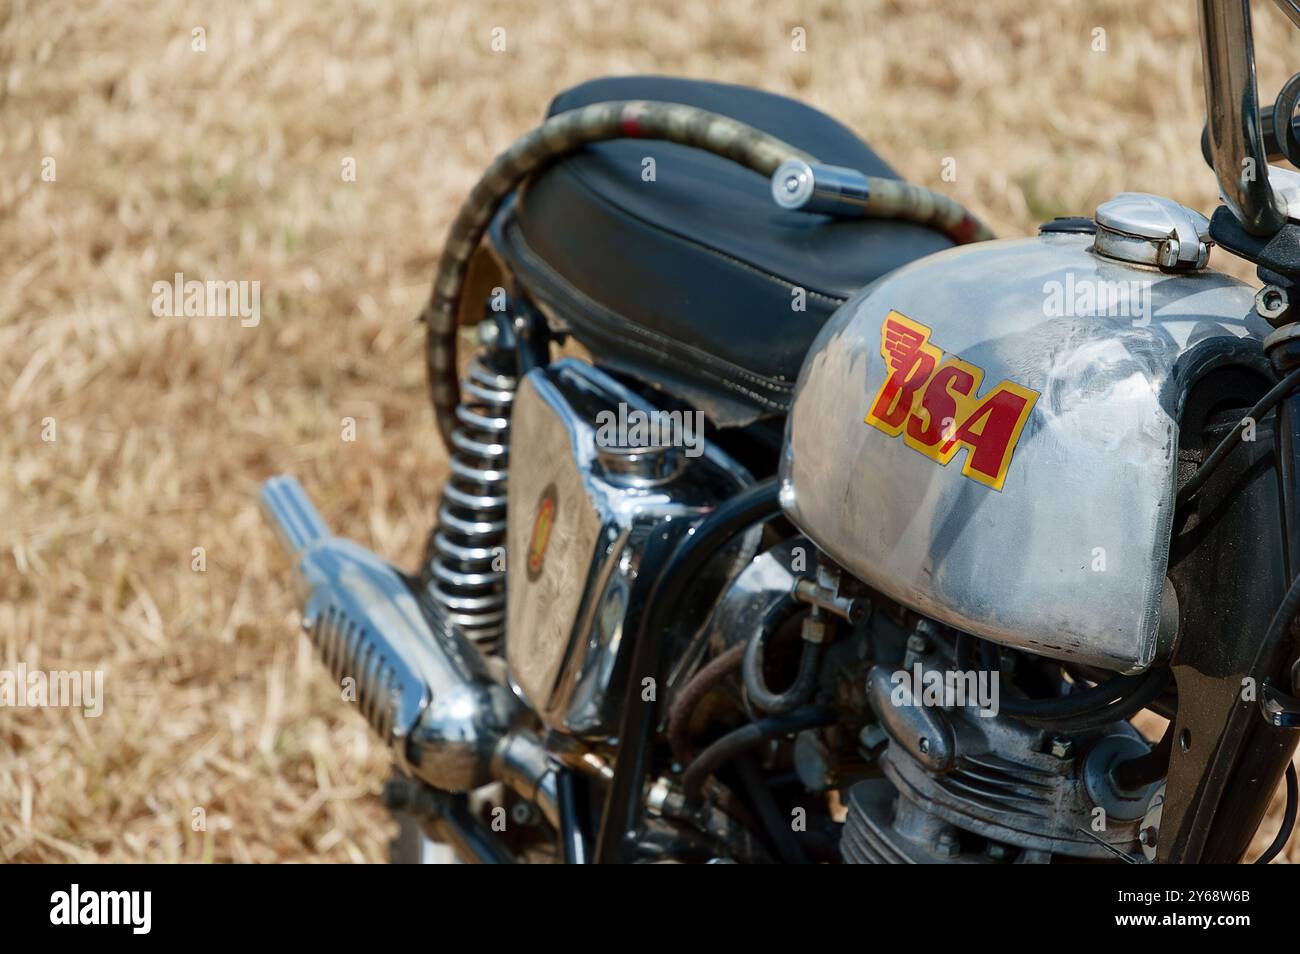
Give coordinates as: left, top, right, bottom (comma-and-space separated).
262, 0, 1300, 862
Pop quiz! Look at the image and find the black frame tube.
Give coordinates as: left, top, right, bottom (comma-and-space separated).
593, 477, 783, 863
429, 796, 517, 864
557, 770, 591, 864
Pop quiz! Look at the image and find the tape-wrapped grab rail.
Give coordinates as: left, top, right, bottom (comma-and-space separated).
419, 99, 995, 447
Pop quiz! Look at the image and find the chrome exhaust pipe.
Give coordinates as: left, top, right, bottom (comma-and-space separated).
260, 475, 555, 812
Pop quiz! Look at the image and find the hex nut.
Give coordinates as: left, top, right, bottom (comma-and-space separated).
934, 831, 961, 859
1256, 285, 1290, 324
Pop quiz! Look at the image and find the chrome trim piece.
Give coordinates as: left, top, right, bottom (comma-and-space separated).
666, 537, 805, 696
261, 476, 558, 824
1198, 0, 1285, 236
595, 443, 685, 487
490, 731, 560, 828
770, 159, 872, 217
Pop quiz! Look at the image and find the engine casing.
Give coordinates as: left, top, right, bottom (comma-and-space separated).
780, 231, 1267, 673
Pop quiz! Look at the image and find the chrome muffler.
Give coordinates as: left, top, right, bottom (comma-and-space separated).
260, 475, 556, 820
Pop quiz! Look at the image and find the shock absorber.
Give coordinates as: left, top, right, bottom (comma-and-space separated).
423, 322, 516, 650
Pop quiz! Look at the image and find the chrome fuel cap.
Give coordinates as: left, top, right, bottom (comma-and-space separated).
594, 443, 684, 487
1092, 192, 1211, 271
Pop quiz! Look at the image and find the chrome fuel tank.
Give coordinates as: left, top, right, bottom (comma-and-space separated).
780, 227, 1268, 673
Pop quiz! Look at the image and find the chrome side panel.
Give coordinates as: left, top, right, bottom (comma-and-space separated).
506, 359, 751, 738
780, 234, 1267, 673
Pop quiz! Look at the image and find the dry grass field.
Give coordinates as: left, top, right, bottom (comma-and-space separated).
2, 0, 1298, 862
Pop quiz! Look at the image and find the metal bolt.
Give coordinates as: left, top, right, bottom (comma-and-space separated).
510, 802, 539, 826
476, 318, 500, 348
1159, 239, 1180, 269
1256, 285, 1290, 324
906, 632, 931, 655
1049, 736, 1074, 759
985, 841, 1013, 861
934, 830, 961, 859
1139, 826, 1158, 848
646, 778, 672, 817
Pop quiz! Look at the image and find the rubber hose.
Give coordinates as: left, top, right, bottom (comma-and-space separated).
743, 628, 823, 715
1255, 760, 1298, 864
1018, 667, 1173, 733
1176, 365, 1300, 511
998, 670, 1148, 722
681, 705, 836, 803
1110, 722, 1174, 792
667, 642, 747, 766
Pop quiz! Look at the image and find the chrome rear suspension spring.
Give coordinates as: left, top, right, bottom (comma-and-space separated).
423, 344, 516, 650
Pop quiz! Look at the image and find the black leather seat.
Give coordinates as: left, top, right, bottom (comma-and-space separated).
492, 75, 954, 425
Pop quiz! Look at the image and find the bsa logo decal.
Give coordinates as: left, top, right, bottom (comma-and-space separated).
865, 311, 1038, 491
526, 484, 558, 581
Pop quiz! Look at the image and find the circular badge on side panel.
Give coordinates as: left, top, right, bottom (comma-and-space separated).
526, 483, 558, 582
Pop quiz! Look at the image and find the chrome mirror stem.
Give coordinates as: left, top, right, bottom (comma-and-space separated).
1199, 0, 1286, 236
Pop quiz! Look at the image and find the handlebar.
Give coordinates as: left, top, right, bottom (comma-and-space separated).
1198, 0, 1287, 237
1201, 103, 1300, 168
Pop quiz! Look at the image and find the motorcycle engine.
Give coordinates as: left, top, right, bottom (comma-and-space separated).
846, 630, 1158, 863
697, 533, 1163, 863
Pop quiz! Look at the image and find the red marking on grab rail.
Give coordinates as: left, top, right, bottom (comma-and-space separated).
619, 103, 646, 137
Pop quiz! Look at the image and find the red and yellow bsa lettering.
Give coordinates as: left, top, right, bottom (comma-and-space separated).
866, 311, 1037, 491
